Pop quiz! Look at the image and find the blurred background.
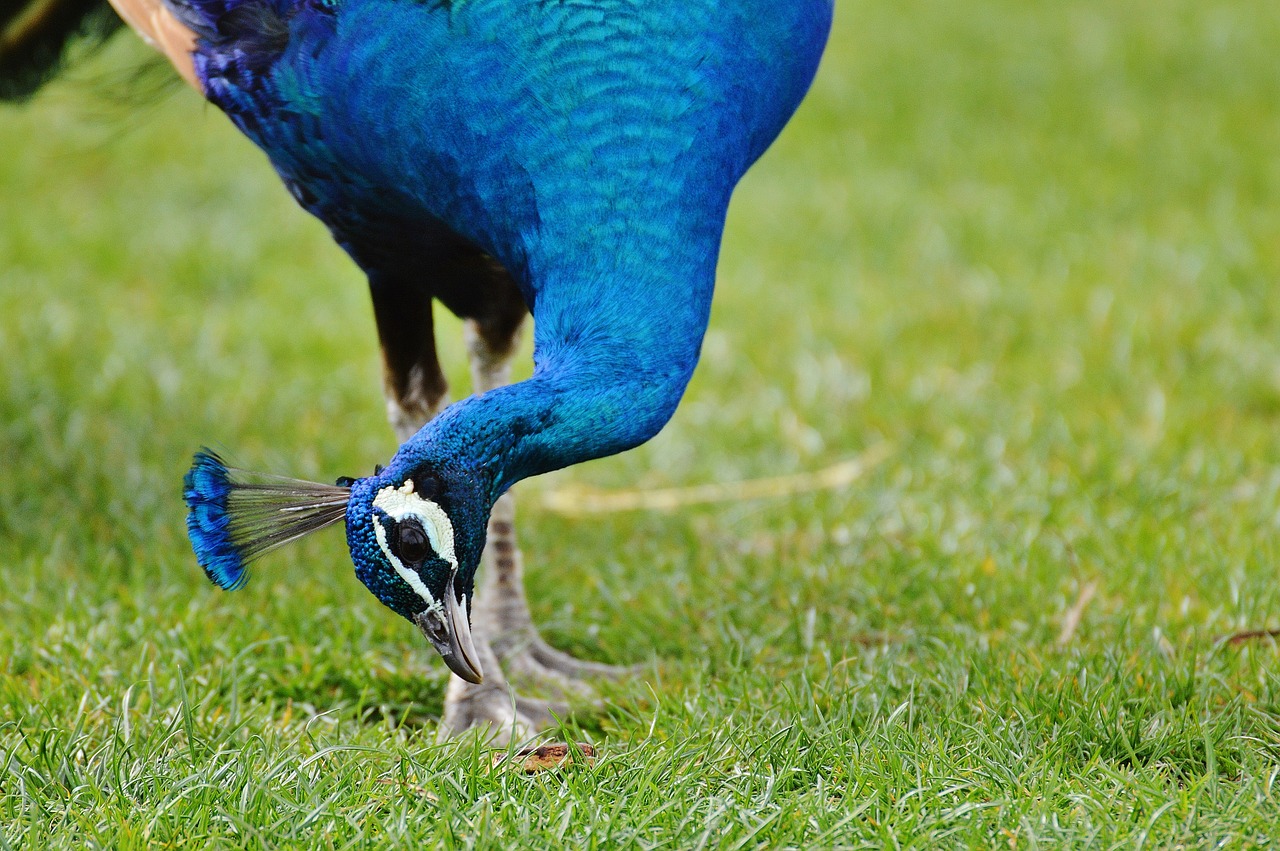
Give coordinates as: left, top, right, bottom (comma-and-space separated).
1, 0, 1279, 840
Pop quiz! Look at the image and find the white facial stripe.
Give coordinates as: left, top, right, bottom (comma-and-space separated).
372, 479, 457, 567
371, 480, 458, 607
372, 518, 438, 610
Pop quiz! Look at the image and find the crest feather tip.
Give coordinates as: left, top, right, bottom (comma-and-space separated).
182, 449, 352, 590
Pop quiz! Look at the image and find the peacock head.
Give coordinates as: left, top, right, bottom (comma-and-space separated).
343, 461, 490, 683
183, 450, 490, 683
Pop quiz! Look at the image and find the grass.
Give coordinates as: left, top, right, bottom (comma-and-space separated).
3, 0, 1280, 845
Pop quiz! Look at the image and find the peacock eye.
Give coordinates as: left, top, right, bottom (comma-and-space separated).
395, 518, 430, 564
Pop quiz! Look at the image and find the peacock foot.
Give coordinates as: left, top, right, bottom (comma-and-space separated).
440, 490, 641, 739
492, 627, 641, 698
436, 623, 642, 741
436, 636, 572, 744
438, 678, 569, 745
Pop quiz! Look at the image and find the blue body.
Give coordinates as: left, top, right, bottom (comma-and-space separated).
179, 0, 833, 613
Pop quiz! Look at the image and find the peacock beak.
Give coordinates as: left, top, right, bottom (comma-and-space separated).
414, 573, 483, 684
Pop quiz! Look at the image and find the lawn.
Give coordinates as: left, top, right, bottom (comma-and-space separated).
3, 0, 1280, 845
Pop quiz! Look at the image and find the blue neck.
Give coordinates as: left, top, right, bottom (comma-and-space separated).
392, 229, 723, 502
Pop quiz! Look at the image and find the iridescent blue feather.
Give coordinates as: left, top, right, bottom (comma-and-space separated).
183, 451, 240, 587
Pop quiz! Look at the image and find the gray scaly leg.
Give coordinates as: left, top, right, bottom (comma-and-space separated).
374, 311, 549, 745
461, 319, 637, 696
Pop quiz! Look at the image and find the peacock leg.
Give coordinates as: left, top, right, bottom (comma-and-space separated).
464, 319, 638, 695
372, 272, 557, 743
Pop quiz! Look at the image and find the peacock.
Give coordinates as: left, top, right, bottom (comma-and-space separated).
2, 0, 833, 741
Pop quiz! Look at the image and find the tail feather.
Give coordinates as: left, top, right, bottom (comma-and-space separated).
0, 0, 121, 100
